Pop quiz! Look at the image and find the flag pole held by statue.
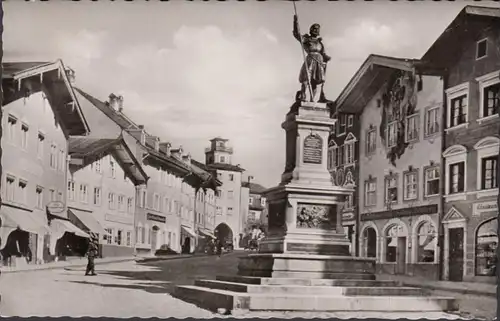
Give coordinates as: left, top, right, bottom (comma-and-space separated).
293, 1, 314, 101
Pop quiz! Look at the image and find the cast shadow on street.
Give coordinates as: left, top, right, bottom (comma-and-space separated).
63, 280, 172, 294
63, 253, 243, 296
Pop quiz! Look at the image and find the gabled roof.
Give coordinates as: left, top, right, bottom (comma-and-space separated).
242, 182, 267, 194
2, 60, 90, 136
335, 54, 419, 114
207, 163, 245, 172
74, 88, 218, 188
421, 6, 500, 70
68, 135, 149, 186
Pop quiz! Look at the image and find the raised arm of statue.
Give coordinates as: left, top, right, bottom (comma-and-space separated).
293, 15, 302, 42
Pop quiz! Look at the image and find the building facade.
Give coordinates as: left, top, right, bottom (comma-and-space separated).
74, 89, 219, 255
0, 61, 89, 266
328, 108, 360, 255
241, 181, 268, 232
336, 55, 444, 279
67, 136, 148, 258
421, 6, 499, 283
205, 137, 246, 248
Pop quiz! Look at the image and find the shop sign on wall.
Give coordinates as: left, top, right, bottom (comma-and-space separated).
472, 201, 498, 217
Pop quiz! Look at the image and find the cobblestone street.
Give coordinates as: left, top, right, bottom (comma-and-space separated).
0, 252, 493, 319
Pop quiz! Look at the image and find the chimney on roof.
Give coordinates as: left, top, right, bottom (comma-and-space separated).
182, 153, 192, 165
171, 146, 183, 159
117, 95, 124, 113
109, 93, 120, 111
160, 142, 172, 156
154, 136, 160, 152
65, 68, 76, 83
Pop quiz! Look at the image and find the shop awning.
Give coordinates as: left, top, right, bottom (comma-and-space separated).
181, 225, 197, 238
198, 228, 216, 239
51, 218, 90, 238
0, 206, 50, 235
68, 208, 106, 235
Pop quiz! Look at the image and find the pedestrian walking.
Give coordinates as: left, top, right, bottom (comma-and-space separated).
85, 232, 99, 276
216, 238, 223, 259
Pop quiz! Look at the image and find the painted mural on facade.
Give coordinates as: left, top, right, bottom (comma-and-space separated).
379, 70, 418, 166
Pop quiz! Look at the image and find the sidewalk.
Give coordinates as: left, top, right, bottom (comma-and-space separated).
0, 256, 136, 274
377, 274, 496, 298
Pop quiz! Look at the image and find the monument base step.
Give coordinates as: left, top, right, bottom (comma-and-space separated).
237, 270, 376, 279
195, 279, 428, 296
173, 285, 458, 313
216, 275, 402, 286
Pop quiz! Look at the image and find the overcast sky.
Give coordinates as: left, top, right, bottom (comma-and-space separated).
4, 0, 498, 188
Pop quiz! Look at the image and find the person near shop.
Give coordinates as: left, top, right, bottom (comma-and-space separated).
85, 233, 99, 276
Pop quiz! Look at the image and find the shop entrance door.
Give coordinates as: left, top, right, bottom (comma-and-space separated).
449, 227, 464, 281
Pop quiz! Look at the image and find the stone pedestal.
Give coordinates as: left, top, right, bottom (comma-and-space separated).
259, 101, 353, 256
172, 100, 458, 315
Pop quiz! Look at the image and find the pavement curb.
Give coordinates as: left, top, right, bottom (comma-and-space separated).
1, 257, 136, 274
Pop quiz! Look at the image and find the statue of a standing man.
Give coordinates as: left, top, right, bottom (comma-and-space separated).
293, 15, 331, 102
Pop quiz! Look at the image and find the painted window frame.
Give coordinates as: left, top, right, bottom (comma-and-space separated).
384, 174, 399, 205
337, 114, 347, 136
18, 179, 28, 205
344, 133, 357, 165
37, 132, 45, 160
79, 183, 88, 204
6, 114, 17, 145
405, 113, 420, 143
476, 70, 500, 123
327, 143, 338, 170
36, 186, 44, 209
386, 121, 398, 148
364, 178, 377, 207
67, 181, 76, 201
424, 105, 440, 137
474, 137, 500, 198
5, 174, 16, 203
20, 123, 29, 150
445, 82, 469, 131
347, 114, 354, 128
93, 187, 102, 206
403, 169, 419, 201
443, 145, 467, 201
476, 38, 488, 61
365, 128, 377, 156
423, 165, 440, 198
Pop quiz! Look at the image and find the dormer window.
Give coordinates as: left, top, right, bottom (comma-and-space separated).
476, 38, 488, 60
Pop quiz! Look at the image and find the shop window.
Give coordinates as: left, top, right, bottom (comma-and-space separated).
126, 231, 131, 246
475, 218, 497, 276
362, 227, 377, 258
116, 230, 122, 246
385, 224, 404, 263
416, 221, 436, 263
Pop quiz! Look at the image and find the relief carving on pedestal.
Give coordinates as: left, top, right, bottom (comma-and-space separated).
297, 203, 337, 229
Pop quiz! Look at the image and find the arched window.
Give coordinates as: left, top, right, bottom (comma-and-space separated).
416, 221, 436, 263
362, 227, 377, 258
385, 224, 404, 262
475, 218, 498, 276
